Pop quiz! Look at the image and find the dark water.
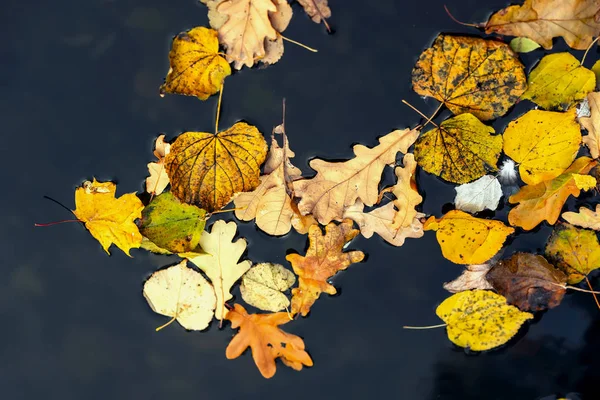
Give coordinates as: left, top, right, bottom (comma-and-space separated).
5, 0, 600, 398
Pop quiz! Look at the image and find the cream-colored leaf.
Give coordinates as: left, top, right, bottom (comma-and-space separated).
454, 175, 502, 213
563, 205, 600, 230
240, 263, 296, 312
443, 264, 494, 293
581, 92, 600, 159
390, 154, 423, 228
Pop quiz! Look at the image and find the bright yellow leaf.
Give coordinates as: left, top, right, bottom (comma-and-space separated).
503, 108, 581, 185
424, 210, 514, 265
580, 92, 600, 159
572, 174, 597, 190
562, 205, 600, 231
436, 290, 533, 351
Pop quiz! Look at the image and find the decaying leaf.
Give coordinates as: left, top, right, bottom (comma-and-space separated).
546, 223, 600, 284
562, 205, 600, 230
508, 157, 598, 230
424, 210, 514, 265
436, 290, 534, 351
160, 27, 231, 100
225, 303, 313, 378
287, 219, 365, 316
454, 175, 502, 213
138, 192, 206, 253
412, 34, 526, 121
165, 122, 268, 212
297, 0, 331, 24
294, 128, 419, 224
414, 114, 502, 184
509, 37, 541, 53
240, 263, 296, 312
485, 0, 600, 50
143, 260, 216, 330
182, 220, 251, 320
443, 264, 493, 293
73, 179, 144, 256
486, 253, 567, 311
581, 92, 600, 159
503, 109, 581, 185
145, 135, 171, 196
521, 53, 595, 110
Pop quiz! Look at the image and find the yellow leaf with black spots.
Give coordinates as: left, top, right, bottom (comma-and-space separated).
546, 223, 600, 284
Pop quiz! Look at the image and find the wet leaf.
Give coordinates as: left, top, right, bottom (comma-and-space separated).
454, 175, 502, 213
414, 114, 502, 184
508, 157, 597, 230
436, 290, 534, 351
297, 0, 330, 24
503, 108, 581, 185
581, 92, 600, 159
143, 260, 216, 330
73, 179, 144, 256
487, 253, 567, 311
138, 192, 206, 253
240, 263, 296, 312
424, 210, 514, 265
165, 122, 268, 212
485, 0, 600, 50
388, 154, 423, 228
225, 303, 313, 378
562, 205, 600, 230
159, 27, 231, 100
412, 34, 526, 121
545, 223, 600, 284
443, 264, 493, 293
287, 219, 365, 316
294, 128, 419, 224
521, 53, 595, 110
145, 135, 171, 196
509, 37, 541, 53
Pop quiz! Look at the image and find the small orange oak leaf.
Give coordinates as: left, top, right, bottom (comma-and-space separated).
286, 219, 365, 316
225, 303, 313, 378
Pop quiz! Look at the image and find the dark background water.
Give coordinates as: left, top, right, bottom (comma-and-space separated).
4, 0, 600, 399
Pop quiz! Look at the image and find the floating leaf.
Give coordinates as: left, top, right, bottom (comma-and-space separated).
159, 27, 231, 100
443, 264, 493, 293
454, 175, 502, 213
509, 37, 541, 53
581, 92, 600, 159
165, 122, 268, 212
143, 260, 216, 330
436, 290, 533, 351
486, 253, 567, 311
412, 34, 526, 121
388, 154, 423, 228
424, 210, 514, 265
138, 192, 206, 253
145, 135, 171, 196
240, 263, 296, 312
225, 303, 313, 378
414, 114, 502, 184
73, 179, 144, 256
562, 205, 600, 230
297, 0, 330, 24
508, 157, 597, 230
503, 108, 581, 185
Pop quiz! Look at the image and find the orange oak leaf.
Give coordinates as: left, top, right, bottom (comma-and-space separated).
225, 303, 313, 378
287, 219, 365, 316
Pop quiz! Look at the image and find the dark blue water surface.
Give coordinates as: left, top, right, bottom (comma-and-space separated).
5, 0, 600, 398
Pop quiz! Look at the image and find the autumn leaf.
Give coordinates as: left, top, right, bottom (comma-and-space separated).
165, 122, 268, 212
509, 37, 541, 53
225, 303, 313, 378
436, 290, 533, 351
454, 175, 502, 213
297, 0, 331, 24
581, 92, 600, 159
73, 179, 144, 256
508, 157, 598, 230
503, 108, 581, 185
182, 220, 251, 320
294, 128, 419, 224
145, 135, 171, 196
388, 153, 423, 228
485, 0, 600, 50
287, 219, 365, 316
545, 223, 600, 284
159, 27, 231, 100
562, 205, 600, 230
443, 264, 493, 293
424, 210, 514, 265
520, 53, 595, 110
143, 260, 216, 331
240, 263, 296, 312
138, 192, 206, 253
486, 253, 567, 311
412, 34, 526, 121
414, 114, 502, 184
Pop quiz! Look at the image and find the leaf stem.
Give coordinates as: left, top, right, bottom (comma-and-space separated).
34, 219, 81, 227
215, 81, 224, 134
581, 37, 600, 66
402, 99, 439, 128
444, 5, 480, 28
281, 35, 318, 53
585, 276, 600, 310
403, 323, 447, 330
155, 316, 177, 332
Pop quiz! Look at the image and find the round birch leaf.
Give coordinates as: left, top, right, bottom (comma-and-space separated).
240, 263, 296, 312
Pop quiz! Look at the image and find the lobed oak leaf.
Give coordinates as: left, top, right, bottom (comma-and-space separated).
73, 179, 144, 256
145, 135, 171, 196
454, 175, 502, 213
443, 264, 493, 293
581, 92, 600, 159
287, 219, 365, 316
240, 263, 296, 312
225, 303, 313, 378
297, 0, 331, 24
389, 154, 423, 228
412, 35, 526, 121
562, 205, 600, 230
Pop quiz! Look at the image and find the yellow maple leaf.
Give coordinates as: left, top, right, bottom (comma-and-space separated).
520, 53, 595, 110
581, 92, 600, 159
503, 108, 581, 185
562, 204, 600, 230
424, 210, 514, 265
414, 113, 502, 184
546, 223, 600, 284
412, 34, 526, 121
73, 179, 144, 256
508, 157, 598, 230
145, 135, 171, 196
436, 290, 533, 351
159, 27, 231, 100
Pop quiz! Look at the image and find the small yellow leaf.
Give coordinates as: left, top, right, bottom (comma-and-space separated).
562, 205, 600, 231
436, 290, 533, 351
424, 210, 514, 265
580, 92, 600, 159
572, 174, 597, 190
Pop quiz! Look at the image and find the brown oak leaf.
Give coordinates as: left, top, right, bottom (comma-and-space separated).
443, 264, 494, 293
297, 0, 331, 27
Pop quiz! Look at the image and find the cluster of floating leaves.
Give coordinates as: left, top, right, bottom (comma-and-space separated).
39, 0, 600, 378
